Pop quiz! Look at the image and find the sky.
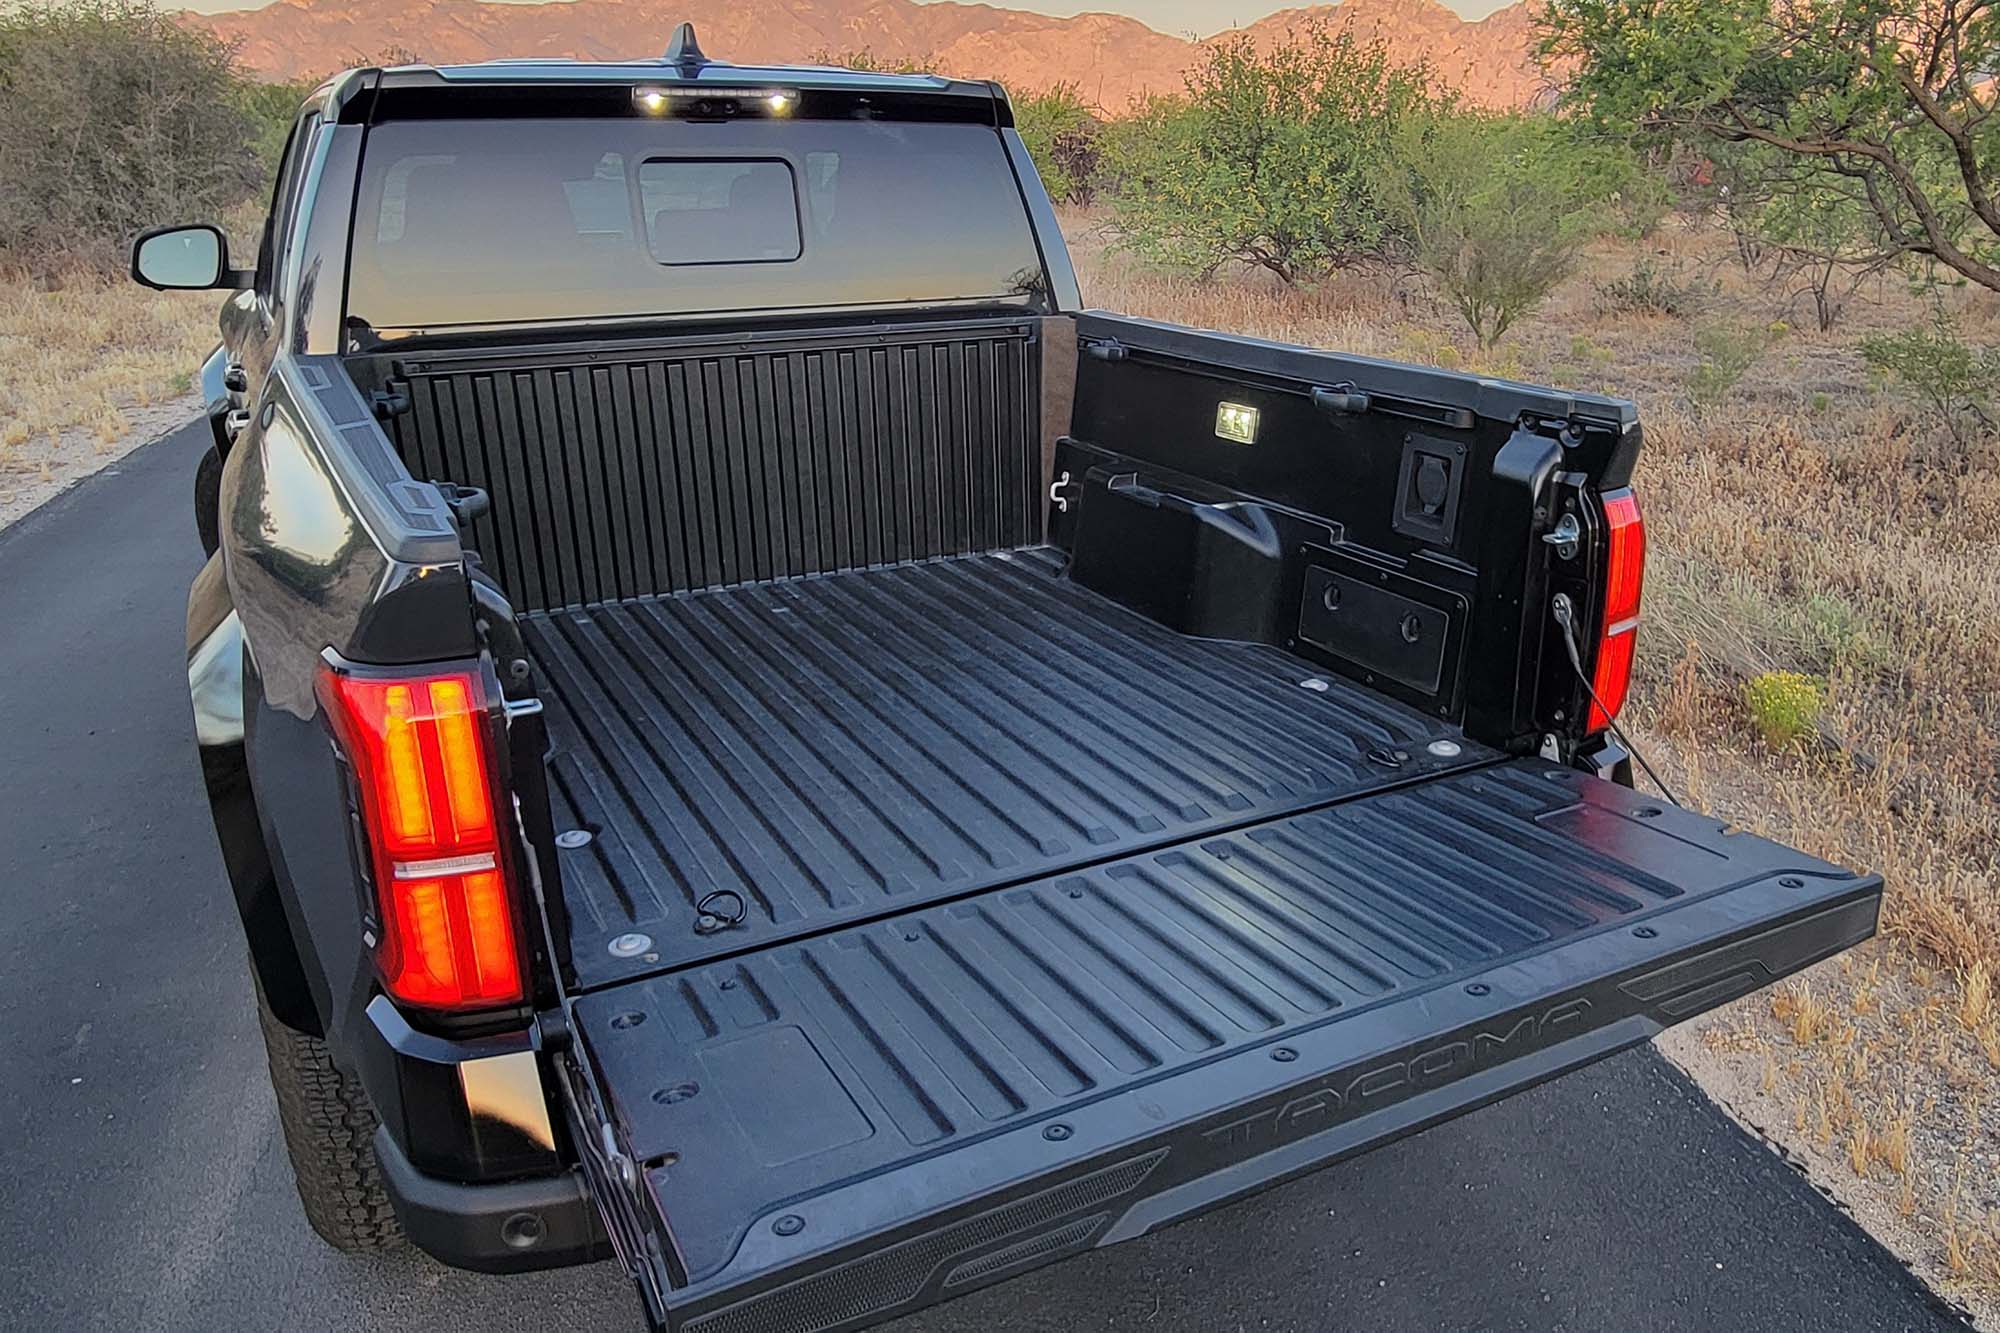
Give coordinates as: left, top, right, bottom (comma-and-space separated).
171, 0, 1515, 29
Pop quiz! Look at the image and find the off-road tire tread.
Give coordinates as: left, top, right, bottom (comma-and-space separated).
253, 974, 404, 1251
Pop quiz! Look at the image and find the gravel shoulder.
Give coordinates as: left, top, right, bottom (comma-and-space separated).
1634, 722, 1999, 1330
0, 394, 200, 531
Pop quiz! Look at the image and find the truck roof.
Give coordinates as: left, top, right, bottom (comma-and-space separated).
385, 59, 987, 98
344, 22, 1008, 110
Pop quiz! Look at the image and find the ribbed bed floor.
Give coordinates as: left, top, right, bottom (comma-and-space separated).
523, 547, 1493, 986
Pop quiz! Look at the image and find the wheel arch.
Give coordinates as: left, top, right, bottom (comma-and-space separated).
189, 553, 325, 1036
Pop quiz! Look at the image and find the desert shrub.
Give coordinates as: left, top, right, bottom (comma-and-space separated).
1569, 334, 1611, 365
0, 0, 265, 275
1102, 23, 1443, 284
235, 74, 315, 174
1014, 84, 1100, 206
1742, 670, 1823, 747
1859, 307, 2000, 448
810, 48, 933, 75
1802, 593, 1891, 674
1686, 321, 1768, 409
1598, 258, 1700, 317
1398, 327, 1465, 370
1393, 113, 1607, 348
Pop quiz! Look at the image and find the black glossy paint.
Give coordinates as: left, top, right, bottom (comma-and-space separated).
187, 553, 321, 1034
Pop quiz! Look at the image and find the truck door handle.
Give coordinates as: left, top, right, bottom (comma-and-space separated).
223, 363, 249, 394
224, 408, 251, 440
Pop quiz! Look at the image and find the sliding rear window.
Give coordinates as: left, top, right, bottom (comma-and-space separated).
639, 158, 801, 264
346, 117, 1049, 330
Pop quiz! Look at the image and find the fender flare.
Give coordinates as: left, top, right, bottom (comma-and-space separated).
199, 342, 231, 451
196, 343, 230, 557
189, 553, 324, 1036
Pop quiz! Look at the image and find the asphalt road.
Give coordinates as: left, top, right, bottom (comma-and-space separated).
0, 420, 1966, 1333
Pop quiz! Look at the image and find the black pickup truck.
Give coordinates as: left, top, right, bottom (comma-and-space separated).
135, 29, 1881, 1332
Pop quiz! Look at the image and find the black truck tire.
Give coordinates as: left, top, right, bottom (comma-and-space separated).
253, 972, 404, 1252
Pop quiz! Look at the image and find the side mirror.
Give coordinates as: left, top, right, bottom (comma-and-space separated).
131, 225, 251, 291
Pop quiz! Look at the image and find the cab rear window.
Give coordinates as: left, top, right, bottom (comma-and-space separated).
346, 117, 1049, 329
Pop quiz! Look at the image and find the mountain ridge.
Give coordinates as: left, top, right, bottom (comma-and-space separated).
182, 0, 1551, 110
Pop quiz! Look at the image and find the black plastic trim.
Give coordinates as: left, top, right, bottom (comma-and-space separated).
374, 1126, 611, 1274
281, 355, 460, 566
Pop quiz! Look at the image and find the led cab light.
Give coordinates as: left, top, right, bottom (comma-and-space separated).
632, 85, 800, 114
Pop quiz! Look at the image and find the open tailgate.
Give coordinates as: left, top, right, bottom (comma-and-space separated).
558, 759, 1879, 1332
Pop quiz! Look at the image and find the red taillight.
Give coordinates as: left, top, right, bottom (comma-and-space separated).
1588, 488, 1645, 732
316, 661, 525, 1011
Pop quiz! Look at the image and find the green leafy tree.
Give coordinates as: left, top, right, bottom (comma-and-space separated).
1542, 0, 2000, 292
1102, 23, 1445, 283
1394, 114, 1611, 347
235, 75, 317, 174
1014, 84, 1100, 206
0, 0, 264, 273
1750, 166, 1896, 329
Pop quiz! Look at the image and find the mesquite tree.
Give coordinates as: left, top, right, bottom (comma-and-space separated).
1543, 0, 2000, 292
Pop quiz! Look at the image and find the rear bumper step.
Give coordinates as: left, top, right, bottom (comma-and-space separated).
561, 762, 1880, 1333
374, 1126, 610, 1275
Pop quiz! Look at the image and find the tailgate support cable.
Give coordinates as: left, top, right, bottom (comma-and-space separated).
1551, 594, 1681, 806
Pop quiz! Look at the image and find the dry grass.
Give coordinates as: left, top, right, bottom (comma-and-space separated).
1067, 211, 2000, 1310
0, 267, 219, 493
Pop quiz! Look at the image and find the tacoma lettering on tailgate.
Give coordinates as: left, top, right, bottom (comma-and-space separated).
1203, 999, 1595, 1151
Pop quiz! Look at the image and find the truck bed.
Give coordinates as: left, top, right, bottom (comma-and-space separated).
525, 543, 1877, 1331
524, 547, 1493, 987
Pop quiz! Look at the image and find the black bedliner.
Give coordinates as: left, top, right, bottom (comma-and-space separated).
526, 547, 1490, 986
567, 758, 1878, 1329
